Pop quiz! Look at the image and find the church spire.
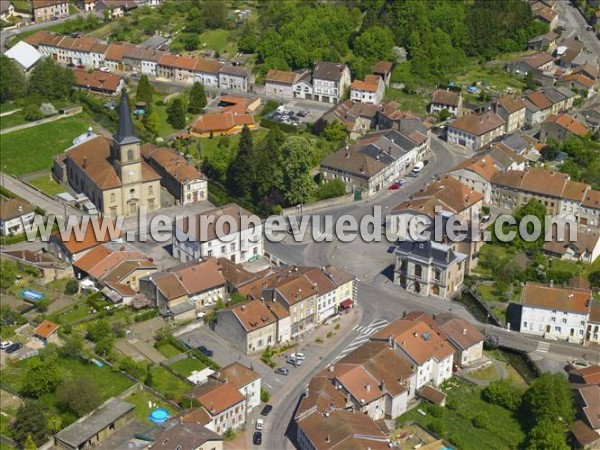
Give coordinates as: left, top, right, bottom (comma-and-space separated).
115, 90, 140, 146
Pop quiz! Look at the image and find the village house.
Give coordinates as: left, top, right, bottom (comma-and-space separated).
78, 0, 96, 12
192, 380, 247, 434
585, 303, 600, 346
5, 41, 42, 72
122, 45, 165, 76
494, 95, 527, 134
54, 398, 135, 450
506, 51, 554, 76
140, 258, 226, 320
543, 229, 600, 264
0, 0, 15, 21
96, 0, 137, 18
157, 54, 199, 84
350, 74, 385, 105
141, 143, 207, 205
149, 422, 223, 450
215, 299, 279, 355
311, 61, 351, 104
371, 61, 394, 86
190, 111, 255, 137
264, 69, 300, 99
518, 282, 592, 343
524, 90, 553, 126
332, 341, 415, 419
171, 203, 263, 264
531, 1, 558, 29
574, 385, 600, 439
371, 317, 455, 389
103, 42, 129, 72
317, 100, 380, 140
34, 319, 59, 343
62, 93, 161, 216
218, 362, 261, 412
73, 69, 124, 95
487, 142, 528, 171
580, 189, 600, 228
558, 73, 596, 98
433, 314, 484, 367
428, 89, 462, 116
33, 0, 68, 22
291, 71, 314, 100
0, 198, 35, 236
448, 154, 499, 204
540, 114, 589, 141
541, 87, 576, 115
557, 38, 585, 69
527, 31, 559, 52
218, 64, 250, 92
446, 111, 506, 151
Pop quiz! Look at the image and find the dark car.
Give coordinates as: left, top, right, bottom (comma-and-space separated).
261, 404, 273, 416
197, 345, 213, 357
274, 367, 289, 376
387, 245, 396, 254
253, 431, 262, 445
5, 343, 22, 354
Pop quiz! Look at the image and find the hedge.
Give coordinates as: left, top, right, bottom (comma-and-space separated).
259, 117, 298, 134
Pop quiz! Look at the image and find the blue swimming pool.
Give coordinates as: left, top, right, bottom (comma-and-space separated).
149, 408, 170, 424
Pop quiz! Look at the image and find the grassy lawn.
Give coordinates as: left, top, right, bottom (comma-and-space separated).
148, 366, 191, 401
0, 113, 94, 176
28, 175, 66, 197
125, 388, 176, 423
467, 364, 498, 381
473, 244, 513, 278
477, 284, 503, 303
383, 87, 430, 116
0, 109, 28, 130
396, 379, 525, 450
194, 128, 269, 163
484, 350, 529, 388
198, 29, 235, 55
169, 357, 206, 377
453, 60, 526, 93
156, 343, 182, 358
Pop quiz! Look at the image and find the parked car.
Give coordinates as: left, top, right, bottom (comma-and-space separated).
253, 432, 262, 445
274, 367, 289, 376
5, 343, 22, 354
387, 245, 396, 254
481, 214, 491, 223
290, 352, 305, 361
256, 418, 264, 430
396, 178, 406, 185
388, 183, 400, 190
99, 66, 111, 73
0, 341, 13, 350
412, 161, 425, 173
261, 405, 273, 416
197, 345, 213, 357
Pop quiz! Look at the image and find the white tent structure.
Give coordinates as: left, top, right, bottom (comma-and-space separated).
5, 41, 42, 71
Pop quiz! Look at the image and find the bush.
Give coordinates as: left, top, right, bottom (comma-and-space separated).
316, 179, 346, 200
23, 104, 42, 121
134, 309, 159, 322
481, 379, 523, 411
427, 419, 445, 436
64, 279, 79, 295
40, 103, 57, 117
223, 428, 236, 441
260, 388, 270, 403
119, 357, 148, 380
155, 99, 165, 107
427, 403, 445, 418
472, 412, 491, 429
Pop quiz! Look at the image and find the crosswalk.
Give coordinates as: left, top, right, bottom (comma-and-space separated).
535, 341, 550, 354
331, 319, 390, 364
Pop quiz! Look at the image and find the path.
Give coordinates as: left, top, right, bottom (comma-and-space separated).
459, 359, 509, 386
0, 108, 21, 117
0, 110, 82, 135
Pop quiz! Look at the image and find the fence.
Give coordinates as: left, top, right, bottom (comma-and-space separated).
281, 194, 354, 216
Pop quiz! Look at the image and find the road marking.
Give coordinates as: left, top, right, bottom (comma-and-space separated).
536, 342, 550, 353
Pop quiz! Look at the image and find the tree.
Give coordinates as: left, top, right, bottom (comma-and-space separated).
438, 108, 451, 122
353, 26, 395, 61
522, 373, 574, 426
144, 110, 160, 137
86, 319, 112, 343
166, 97, 187, 129
228, 125, 255, 198
56, 376, 101, 416
526, 420, 569, 450
201, 0, 228, 29
525, 70, 537, 90
60, 333, 84, 358
0, 55, 25, 103
179, 33, 199, 51
589, 271, 600, 288
278, 136, 315, 205
28, 58, 75, 100
322, 120, 347, 142
21, 358, 61, 398
94, 335, 115, 356
316, 179, 346, 200
481, 379, 523, 411
24, 434, 38, 450
540, 144, 559, 161
188, 82, 207, 114
0, 260, 18, 289
12, 401, 47, 447
136, 75, 153, 115
64, 279, 79, 295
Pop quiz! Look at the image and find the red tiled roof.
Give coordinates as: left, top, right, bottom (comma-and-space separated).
521, 282, 592, 314
449, 111, 505, 136
35, 319, 59, 338
196, 383, 245, 415
543, 114, 589, 137
73, 69, 122, 92
190, 112, 254, 134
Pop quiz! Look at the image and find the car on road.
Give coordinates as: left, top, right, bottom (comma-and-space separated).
197, 345, 213, 357
274, 367, 289, 376
388, 183, 400, 190
387, 245, 396, 254
481, 214, 491, 223
99, 67, 111, 73
5, 343, 22, 354
290, 352, 305, 361
412, 161, 425, 173
396, 178, 406, 185
256, 418, 264, 430
261, 405, 273, 416
253, 431, 262, 445
0, 341, 13, 350
287, 356, 303, 366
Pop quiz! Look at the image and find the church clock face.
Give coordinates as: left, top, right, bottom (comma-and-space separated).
128, 170, 135, 176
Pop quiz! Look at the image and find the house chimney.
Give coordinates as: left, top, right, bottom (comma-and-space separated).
329, 365, 335, 372
365, 383, 371, 393
83, 156, 87, 168
550, 279, 554, 287
462, 328, 467, 335
379, 380, 385, 391
241, 305, 246, 311
325, 434, 331, 443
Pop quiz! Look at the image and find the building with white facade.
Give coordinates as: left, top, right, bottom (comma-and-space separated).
0, 199, 35, 236
446, 111, 506, 151
350, 74, 384, 105
265, 69, 299, 100
218, 64, 249, 92
518, 282, 592, 343
312, 61, 351, 104
219, 362, 261, 413
172, 203, 263, 264
194, 380, 246, 435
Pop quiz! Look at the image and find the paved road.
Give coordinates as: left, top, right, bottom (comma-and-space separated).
557, 1, 600, 57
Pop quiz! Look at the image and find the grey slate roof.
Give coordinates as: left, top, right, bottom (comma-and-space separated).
501, 134, 529, 155
313, 61, 347, 82
55, 398, 134, 448
115, 91, 141, 146
358, 144, 395, 165
152, 422, 222, 449
540, 88, 567, 105
395, 239, 466, 267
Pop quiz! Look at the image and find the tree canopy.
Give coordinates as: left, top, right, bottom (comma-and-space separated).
0, 55, 25, 103
12, 401, 48, 447
28, 58, 75, 100
188, 82, 207, 114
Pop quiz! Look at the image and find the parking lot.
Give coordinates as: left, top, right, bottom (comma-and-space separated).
266, 104, 313, 126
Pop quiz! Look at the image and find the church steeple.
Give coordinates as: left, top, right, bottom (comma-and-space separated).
115, 90, 140, 146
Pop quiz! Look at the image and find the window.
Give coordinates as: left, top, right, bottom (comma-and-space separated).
127, 149, 134, 161
414, 264, 423, 278
230, 243, 236, 251
148, 185, 153, 195
110, 193, 115, 202
523, 322, 528, 328
562, 318, 567, 324
207, 250, 212, 257
555, 326, 561, 332
434, 269, 441, 282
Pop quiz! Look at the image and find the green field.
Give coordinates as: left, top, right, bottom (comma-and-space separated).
28, 175, 66, 196
396, 379, 525, 450
198, 29, 235, 55
383, 87, 430, 117
169, 357, 206, 376
156, 343, 182, 358
148, 366, 191, 401
0, 114, 93, 176
0, 109, 28, 130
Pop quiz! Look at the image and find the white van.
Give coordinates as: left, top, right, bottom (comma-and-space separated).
412, 161, 425, 173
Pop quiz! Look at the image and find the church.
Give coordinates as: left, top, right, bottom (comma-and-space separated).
64, 92, 161, 216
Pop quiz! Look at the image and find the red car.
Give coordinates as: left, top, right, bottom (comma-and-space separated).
388, 183, 400, 190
